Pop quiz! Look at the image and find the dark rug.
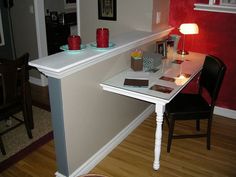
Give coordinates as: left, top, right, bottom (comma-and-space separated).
0, 106, 53, 172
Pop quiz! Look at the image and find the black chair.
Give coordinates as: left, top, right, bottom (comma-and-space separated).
0, 53, 33, 155
165, 55, 226, 153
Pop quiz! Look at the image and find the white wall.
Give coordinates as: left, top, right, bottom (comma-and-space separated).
79, 0, 154, 43
152, 0, 170, 32
79, 0, 170, 44
11, 0, 38, 59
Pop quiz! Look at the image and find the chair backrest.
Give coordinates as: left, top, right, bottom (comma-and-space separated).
199, 55, 226, 105
0, 53, 29, 105
0, 63, 18, 104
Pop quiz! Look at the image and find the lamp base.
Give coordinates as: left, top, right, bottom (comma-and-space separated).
177, 50, 189, 55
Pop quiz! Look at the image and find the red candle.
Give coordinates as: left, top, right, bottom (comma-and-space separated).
68, 35, 81, 50
96, 28, 109, 48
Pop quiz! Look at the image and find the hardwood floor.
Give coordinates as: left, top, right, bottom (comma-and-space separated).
0, 141, 56, 177
0, 111, 235, 177
91, 114, 236, 177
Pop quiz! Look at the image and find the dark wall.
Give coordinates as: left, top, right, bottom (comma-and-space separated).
0, 2, 15, 59
169, 0, 236, 110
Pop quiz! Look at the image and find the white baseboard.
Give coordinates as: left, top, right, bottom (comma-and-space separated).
29, 76, 48, 87
214, 106, 236, 119
29, 76, 42, 86
55, 172, 66, 177
55, 105, 155, 177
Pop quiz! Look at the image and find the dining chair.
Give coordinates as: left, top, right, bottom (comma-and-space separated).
165, 55, 226, 152
0, 53, 33, 155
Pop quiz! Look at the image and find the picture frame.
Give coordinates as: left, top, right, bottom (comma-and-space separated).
156, 40, 167, 58
0, 9, 5, 46
98, 0, 117, 21
220, 0, 236, 6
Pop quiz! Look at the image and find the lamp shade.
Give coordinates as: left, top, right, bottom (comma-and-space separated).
179, 23, 199, 35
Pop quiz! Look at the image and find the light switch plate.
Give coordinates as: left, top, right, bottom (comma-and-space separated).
156, 12, 161, 24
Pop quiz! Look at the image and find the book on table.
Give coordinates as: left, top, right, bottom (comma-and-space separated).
124, 71, 149, 87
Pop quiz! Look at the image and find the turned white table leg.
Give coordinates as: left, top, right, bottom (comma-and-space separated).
153, 103, 165, 170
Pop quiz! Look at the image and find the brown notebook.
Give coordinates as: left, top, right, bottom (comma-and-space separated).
124, 78, 149, 87
150, 84, 173, 93
159, 76, 175, 82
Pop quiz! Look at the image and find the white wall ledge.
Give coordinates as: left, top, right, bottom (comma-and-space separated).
194, 3, 236, 14
29, 27, 173, 79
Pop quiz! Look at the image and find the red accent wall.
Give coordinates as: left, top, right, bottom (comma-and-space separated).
169, 0, 236, 110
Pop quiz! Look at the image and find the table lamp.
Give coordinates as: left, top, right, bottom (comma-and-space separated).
177, 23, 199, 55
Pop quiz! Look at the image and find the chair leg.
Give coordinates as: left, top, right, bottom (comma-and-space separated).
196, 120, 200, 131
25, 82, 34, 129
22, 103, 33, 139
165, 113, 170, 128
0, 136, 6, 155
206, 118, 212, 150
167, 118, 175, 153
22, 82, 33, 139
26, 98, 34, 130
163, 113, 169, 129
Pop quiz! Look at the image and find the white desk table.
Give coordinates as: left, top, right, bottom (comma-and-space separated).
100, 52, 206, 170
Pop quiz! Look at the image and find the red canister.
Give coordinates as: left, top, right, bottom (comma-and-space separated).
96, 28, 109, 48
68, 35, 81, 50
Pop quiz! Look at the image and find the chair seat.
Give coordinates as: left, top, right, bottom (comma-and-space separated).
166, 93, 211, 120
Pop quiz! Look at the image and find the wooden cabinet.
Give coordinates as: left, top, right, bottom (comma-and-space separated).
46, 22, 70, 55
